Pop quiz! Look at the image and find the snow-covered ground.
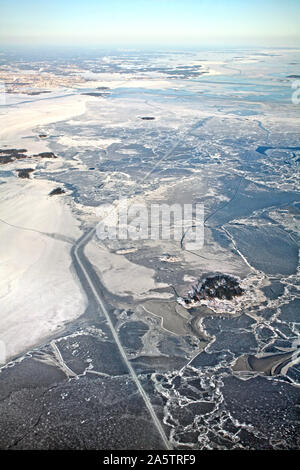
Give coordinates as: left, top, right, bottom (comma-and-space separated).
0, 93, 91, 154
0, 178, 87, 362
0, 93, 93, 363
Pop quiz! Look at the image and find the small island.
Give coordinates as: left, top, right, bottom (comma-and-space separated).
16, 168, 34, 179
49, 187, 65, 196
177, 274, 244, 310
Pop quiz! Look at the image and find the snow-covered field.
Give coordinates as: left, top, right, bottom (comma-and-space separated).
0, 178, 87, 362
0, 93, 91, 153
0, 94, 93, 362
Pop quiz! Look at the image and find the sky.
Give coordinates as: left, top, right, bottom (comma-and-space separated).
0, 0, 299, 48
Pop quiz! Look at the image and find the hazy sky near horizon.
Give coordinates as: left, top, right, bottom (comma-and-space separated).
0, 0, 299, 48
